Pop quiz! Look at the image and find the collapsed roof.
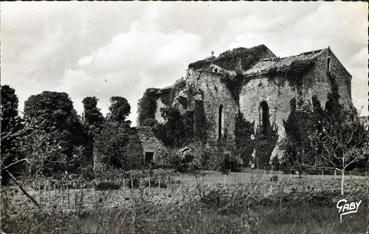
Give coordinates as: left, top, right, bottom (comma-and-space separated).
188, 44, 276, 71
188, 45, 330, 77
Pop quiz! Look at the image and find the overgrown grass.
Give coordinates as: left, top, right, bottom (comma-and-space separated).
4, 198, 367, 234
2, 171, 368, 234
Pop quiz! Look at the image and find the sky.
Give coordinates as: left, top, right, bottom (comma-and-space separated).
1, 2, 368, 125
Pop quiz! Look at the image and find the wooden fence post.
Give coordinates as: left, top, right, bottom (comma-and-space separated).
130, 172, 134, 189
61, 185, 64, 208
80, 189, 84, 209
67, 183, 70, 209
167, 174, 170, 192
74, 191, 77, 211
148, 174, 151, 189
39, 181, 42, 205
48, 180, 51, 204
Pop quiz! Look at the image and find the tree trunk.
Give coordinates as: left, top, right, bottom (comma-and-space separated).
341, 169, 345, 196
6, 170, 41, 207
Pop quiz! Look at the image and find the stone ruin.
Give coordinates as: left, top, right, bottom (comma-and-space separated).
137, 44, 353, 165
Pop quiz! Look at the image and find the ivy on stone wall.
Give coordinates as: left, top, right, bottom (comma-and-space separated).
234, 112, 255, 166
137, 88, 160, 126
220, 74, 244, 105
194, 100, 208, 144
282, 97, 320, 173
267, 58, 316, 88
169, 78, 186, 104
254, 126, 278, 169
152, 107, 194, 148
159, 92, 172, 107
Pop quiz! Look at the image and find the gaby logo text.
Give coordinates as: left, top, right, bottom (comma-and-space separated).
336, 199, 362, 222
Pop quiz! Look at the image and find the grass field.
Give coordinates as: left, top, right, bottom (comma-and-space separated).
2, 170, 368, 234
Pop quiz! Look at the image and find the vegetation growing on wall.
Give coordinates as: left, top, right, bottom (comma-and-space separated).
193, 100, 208, 143
267, 58, 316, 87
254, 126, 278, 169
234, 112, 255, 166
282, 97, 321, 173
137, 88, 160, 126
220, 74, 244, 105
169, 78, 186, 104
159, 88, 172, 106
152, 107, 193, 148
212, 45, 272, 71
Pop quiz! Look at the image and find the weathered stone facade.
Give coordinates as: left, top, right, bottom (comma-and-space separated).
138, 44, 353, 163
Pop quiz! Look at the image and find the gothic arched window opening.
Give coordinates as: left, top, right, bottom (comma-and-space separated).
218, 104, 223, 139
259, 101, 270, 135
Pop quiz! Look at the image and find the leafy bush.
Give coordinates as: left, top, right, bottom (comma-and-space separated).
141, 118, 158, 127
170, 152, 191, 173
81, 165, 95, 181
143, 178, 167, 188
254, 125, 278, 169
219, 153, 242, 174
126, 176, 140, 189
95, 182, 121, 190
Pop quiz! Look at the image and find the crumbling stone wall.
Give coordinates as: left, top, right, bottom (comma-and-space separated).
136, 126, 168, 165
155, 98, 166, 123
303, 49, 351, 111
239, 49, 352, 161
185, 69, 238, 145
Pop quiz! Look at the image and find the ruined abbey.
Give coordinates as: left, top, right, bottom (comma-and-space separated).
137, 44, 353, 165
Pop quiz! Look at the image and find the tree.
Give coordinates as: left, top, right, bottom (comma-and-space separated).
82, 97, 104, 129
82, 97, 105, 163
20, 122, 65, 177
1, 85, 24, 183
94, 97, 143, 170
283, 93, 368, 195
1, 85, 20, 133
108, 96, 131, 124
23, 91, 87, 173
94, 121, 130, 169
309, 108, 368, 195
